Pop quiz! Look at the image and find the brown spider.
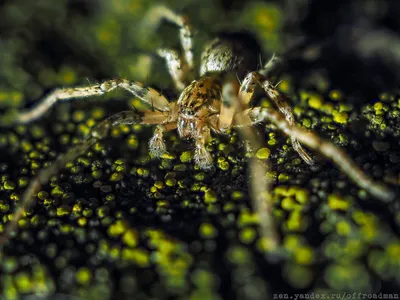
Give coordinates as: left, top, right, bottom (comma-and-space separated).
0, 6, 395, 251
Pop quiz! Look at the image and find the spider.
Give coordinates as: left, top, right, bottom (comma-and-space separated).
0, 5, 395, 252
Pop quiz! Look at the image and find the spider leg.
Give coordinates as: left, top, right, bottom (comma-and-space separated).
239, 72, 314, 165
221, 76, 279, 251
247, 107, 395, 202
0, 110, 171, 246
157, 48, 191, 91
259, 53, 283, 77
193, 125, 213, 169
10, 79, 171, 125
149, 122, 177, 157
142, 5, 194, 73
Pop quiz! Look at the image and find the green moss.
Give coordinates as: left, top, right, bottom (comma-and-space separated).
199, 223, 217, 239
231, 191, 244, 201
283, 264, 313, 289
324, 263, 373, 292
255, 147, 270, 160
72, 110, 86, 123
217, 157, 230, 170
123, 229, 138, 247
238, 211, 259, 227
1, 1, 399, 297
173, 164, 187, 172
239, 227, 257, 244
56, 206, 71, 217
332, 110, 348, 124
294, 246, 314, 265
180, 151, 194, 163
204, 189, 217, 204
110, 172, 123, 182
51, 185, 65, 197
226, 246, 251, 265
328, 194, 350, 211
286, 211, 308, 232
281, 197, 301, 211
3, 180, 16, 190
278, 173, 289, 182
336, 220, 351, 236
108, 220, 129, 237
165, 178, 177, 187
77, 217, 87, 226
15, 272, 32, 293
76, 267, 92, 285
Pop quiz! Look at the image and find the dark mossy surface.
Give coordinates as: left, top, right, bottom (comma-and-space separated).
0, 1, 400, 299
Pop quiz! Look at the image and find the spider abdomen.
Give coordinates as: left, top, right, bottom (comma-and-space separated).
200, 32, 262, 78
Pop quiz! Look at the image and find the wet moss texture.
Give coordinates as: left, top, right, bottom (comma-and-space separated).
0, 0, 399, 299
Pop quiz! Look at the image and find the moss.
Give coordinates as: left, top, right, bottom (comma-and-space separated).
278, 173, 289, 182
199, 223, 217, 239
3, 180, 16, 190
77, 217, 87, 227
107, 220, 129, 237
231, 190, 244, 201
51, 186, 65, 197
76, 267, 92, 285
238, 210, 259, 227
328, 194, 350, 211
306, 93, 323, 110
1, 1, 399, 298
109, 172, 123, 182
239, 227, 257, 244
122, 229, 138, 247
180, 151, 194, 163
56, 206, 71, 217
324, 263, 373, 292
280, 197, 293, 211
332, 110, 348, 124
329, 89, 342, 101
283, 263, 313, 289
217, 157, 230, 170
15, 272, 32, 293
204, 189, 217, 204
255, 147, 270, 160
226, 246, 251, 265
165, 178, 177, 187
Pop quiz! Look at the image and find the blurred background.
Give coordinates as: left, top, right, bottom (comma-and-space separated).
0, 0, 400, 299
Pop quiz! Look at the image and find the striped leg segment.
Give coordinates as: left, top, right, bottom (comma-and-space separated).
142, 5, 195, 72
222, 77, 279, 251
11, 79, 171, 125
239, 71, 314, 165
157, 48, 191, 91
248, 107, 395, 203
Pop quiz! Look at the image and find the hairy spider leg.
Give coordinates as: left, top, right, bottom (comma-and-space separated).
239, 72, 314, 165
259, 53, 283, 77
247, 107, 395, 203
221, 76, 279, 251
11, 79, 171, 125
141, 5, 195, 89
193, 126, 213, 170
0, 110, 173, 247
149, 122, 178, 157
157, 48, 191, 91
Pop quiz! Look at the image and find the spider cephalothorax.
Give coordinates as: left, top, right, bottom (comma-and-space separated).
0, 5, 394, 251
176, 77, 221, 139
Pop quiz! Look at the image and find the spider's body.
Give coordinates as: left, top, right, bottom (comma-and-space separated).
173, 32, 262, 147
176, 76, 221, 139
176, 33, 261, 139
0, 6, 395, 251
